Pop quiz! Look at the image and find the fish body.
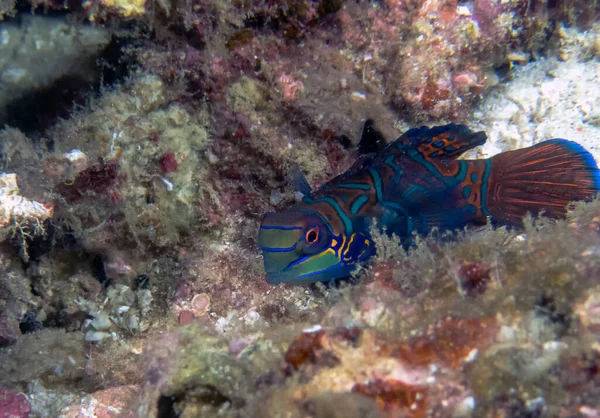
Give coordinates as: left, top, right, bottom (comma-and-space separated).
259, 124, 600, 285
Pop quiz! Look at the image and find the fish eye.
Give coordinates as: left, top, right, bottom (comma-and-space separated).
305, 227, 319, 245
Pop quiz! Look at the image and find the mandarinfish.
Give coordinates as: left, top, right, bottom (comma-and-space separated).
259, 122, 600, 285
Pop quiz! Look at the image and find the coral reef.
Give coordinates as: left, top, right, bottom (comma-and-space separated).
124, 199, 600, 417
0, 0, 600, 417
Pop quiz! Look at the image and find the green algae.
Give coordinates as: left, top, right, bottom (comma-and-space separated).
228, 76, 268, 114
0, 329, 87, 388
49, 73, 212, 249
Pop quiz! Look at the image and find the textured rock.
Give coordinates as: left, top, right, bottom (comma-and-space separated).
0, 301, 22, 347
0, 16, 109, 123
59, 385, 139, 418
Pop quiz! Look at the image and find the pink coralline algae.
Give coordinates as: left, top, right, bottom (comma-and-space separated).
178, 310, 196, 325
173, 280, 193, 302
0, 388, 30, 418
277, 73, 305, 101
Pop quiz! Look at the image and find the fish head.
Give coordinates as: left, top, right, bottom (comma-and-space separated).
259, 209, 373, 285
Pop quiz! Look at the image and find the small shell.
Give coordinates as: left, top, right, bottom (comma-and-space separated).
127, 315, 140, 331
136, 289, 153, 316
91, 314, 112, 331
85, 330, 111, 342
107, 285, 135, 307
302, 324, 322, 333
351, 91, 366, 101
269, 190, 283, 205
452, 396, 475, 418
116, 306, 130, 314
161, 177, 174, 191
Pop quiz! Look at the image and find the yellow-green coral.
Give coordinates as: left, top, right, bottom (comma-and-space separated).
85, 0, 147, 20
49, 74, 211, 248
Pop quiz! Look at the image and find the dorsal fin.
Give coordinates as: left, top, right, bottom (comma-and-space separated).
358, 119, 387, 155
333, 153, 377, 184
399, 124, 487, 161
290, 166, 313, 195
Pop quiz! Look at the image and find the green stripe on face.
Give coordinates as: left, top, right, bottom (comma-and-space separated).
259, 228, 301, 250
289, 249, 341, 281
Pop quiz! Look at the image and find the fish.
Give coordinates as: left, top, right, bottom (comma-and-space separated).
259, 123, 600, 285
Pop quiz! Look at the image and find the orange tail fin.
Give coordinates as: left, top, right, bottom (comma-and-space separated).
486, 139, 600, 225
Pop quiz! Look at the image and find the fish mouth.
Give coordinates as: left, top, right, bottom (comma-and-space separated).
265, 269, 307, 285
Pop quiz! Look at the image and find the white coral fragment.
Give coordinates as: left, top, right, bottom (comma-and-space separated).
0, 173, 53, 227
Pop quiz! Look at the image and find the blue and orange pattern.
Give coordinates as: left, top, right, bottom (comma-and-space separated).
259, 124, 600, 285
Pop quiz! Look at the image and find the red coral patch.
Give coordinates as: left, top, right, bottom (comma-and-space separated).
284, 329, 326, 369
58, 159, 121, 203
352, 379, 427, 417
160, 152, 179, 173
381, 316, 499, 369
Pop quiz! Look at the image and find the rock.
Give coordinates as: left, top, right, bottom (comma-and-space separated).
0, 302, 23, 347
0, 173, 53, 229
0, 387, 30, 418
0, 16, 110, 124
576, 285, 600, 336
59, 385, 139, 418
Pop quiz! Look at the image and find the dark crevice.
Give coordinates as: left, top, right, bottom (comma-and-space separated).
157, 395, 180, 418
3, 74, 92, 135
30, 281, 41, 297
98, 35, 137, 87
91, 254, 111, 287
1, 1, 74, 21
534, 293, 571, 337
0, 33, 136, 135
19, 310, 43, 334
22, 221, 55, 262
135, 273, 150, 290
8, 220, 55, 265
